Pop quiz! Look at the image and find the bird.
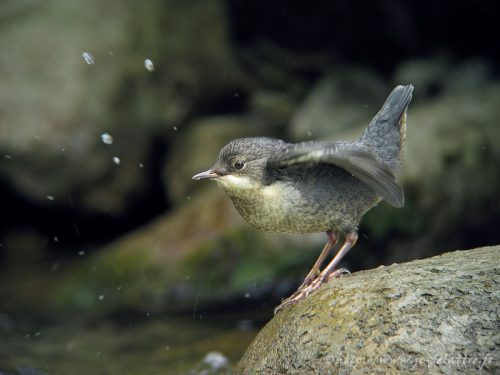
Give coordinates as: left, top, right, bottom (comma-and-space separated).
192, 84, 414, 314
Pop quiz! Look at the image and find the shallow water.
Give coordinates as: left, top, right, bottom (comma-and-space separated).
0, 312, 262, 375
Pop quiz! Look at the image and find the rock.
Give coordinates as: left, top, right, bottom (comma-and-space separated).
393, 56, 451, 98
0, 0, 144, 215
236, 245, 500, 374
289, 68, 387, 140
394, 57, 493, 99
0, 0, 247, 216
249, 90, 299, 131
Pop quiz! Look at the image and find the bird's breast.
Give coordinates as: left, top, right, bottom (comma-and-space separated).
224, 180, 335, 233
216, 170, 378, 234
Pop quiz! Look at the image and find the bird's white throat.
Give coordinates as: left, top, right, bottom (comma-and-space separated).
216, 174, 290, 201
216, 174, 257, 190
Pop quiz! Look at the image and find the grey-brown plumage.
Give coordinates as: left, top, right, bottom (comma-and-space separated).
193, 84, 414, 313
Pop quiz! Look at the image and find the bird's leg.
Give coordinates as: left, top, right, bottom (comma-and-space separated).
309, 231, 357, 287
297, 231, 338, 290
277, 232, 337, 310
274, 231, 358, 315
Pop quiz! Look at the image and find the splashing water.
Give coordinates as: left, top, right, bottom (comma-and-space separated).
101, 133, 113, 145
82, 52, 95, 65
113, 157, 120, 165
144, 59, 155, 72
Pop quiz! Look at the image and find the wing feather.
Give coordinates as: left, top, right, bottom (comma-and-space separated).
268, 143, 404, 207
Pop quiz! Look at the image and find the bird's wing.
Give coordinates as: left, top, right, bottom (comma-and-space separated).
267, 142, 404, 207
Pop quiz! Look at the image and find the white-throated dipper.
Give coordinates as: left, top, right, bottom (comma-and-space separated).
193, 85, 414, 314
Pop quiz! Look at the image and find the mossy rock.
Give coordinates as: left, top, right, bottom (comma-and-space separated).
45, 188, 322, 315
236, 245, 500, 374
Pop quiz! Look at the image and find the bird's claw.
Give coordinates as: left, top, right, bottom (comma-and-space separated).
274, 268, 350, 315
274, 276, 323, 314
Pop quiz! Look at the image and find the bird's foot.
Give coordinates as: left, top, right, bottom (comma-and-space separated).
274, 268, 350, 315
274, 282, 319, 315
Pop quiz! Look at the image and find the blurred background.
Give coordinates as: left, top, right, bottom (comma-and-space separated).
1, 0, 499, 374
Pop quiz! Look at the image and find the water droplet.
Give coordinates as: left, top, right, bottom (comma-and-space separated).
82, 52, 95, 65
144, 59, 155, 72
61, 148, 66, 152
139, 163, 144, 168
186, 196, 191, 201
172, 126, 178, 131
78, 250, 85, 256
117, 286, 122, 291
113, 156, 120, 165
234, 92, 240, 98
165, 345, 170, 350
244, 292, 251, 298
4, 155, 12, 159
108, 50, 114, 56
54, 236, 59, 242
51, 262, 60, 272
98, 294, 104, 300
46, 195, 54, 201
307, 131, 312, 137
203, 351, 229, 369
34, 331, 41, 337
101, 132, 113, 145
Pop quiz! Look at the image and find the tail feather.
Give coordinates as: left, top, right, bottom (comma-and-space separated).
359, 84, 414, 172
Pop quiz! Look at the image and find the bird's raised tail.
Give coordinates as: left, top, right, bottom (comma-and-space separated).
359, 84, 414, 172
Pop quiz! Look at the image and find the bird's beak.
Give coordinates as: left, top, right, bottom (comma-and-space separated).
192, 169, 220, 180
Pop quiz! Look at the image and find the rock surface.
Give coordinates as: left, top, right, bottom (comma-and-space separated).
289, 68, 387, 140
236, 245, 499, 374
0, 0, 246, 216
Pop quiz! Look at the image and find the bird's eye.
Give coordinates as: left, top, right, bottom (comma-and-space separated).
233, 160, 245, 170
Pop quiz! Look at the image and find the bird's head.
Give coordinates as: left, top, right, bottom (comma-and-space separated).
192, 137, 286, 192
